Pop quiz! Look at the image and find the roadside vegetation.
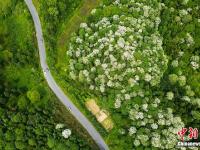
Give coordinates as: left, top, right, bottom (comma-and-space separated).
34, 0, 108, 138
0, 0, 97, 149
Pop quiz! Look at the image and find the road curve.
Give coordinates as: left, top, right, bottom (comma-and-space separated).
24, 0, 109, 150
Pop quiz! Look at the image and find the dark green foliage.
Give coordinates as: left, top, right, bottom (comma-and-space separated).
0, 1, 92, 150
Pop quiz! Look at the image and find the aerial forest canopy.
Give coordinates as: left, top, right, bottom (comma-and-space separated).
64, 0, 200, 149
0, 0, 199, 149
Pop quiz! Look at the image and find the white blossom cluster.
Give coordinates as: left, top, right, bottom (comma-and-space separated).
55, 124, 72, 139
55, 123, 65, 129
62, 129, 72, 139
185, 33, 195, 47
190, 55, 199, 70
67, 0, 168, 101
128, 97, 185, 149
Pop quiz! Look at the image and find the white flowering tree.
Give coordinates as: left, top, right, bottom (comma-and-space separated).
62, 129, 72, 139
67, 0, 168, 103
128, 97, 184, 149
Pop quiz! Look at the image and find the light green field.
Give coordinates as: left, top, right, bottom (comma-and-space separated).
56, 0, 101, 68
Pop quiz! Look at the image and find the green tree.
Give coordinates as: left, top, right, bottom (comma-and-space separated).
168, 74, 178, 85
15, 141, 26, 149
17, 96, 28, 110
27, 90, 40, 104
28, 139, 36, 146
1, 50, 13, 62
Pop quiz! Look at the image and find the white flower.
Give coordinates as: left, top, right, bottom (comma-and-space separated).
56, 123, 65, 129
182, 96, 191, 102
138, 90, 144, 97
100, 84, 105, 93
75, 50, 81, 57
66, 50, 73, 56
117, 37, 125, 48
134, 139, 140, 146
171, 60, 179, 67
109, 54, 116, 62
113, 15, 119, 21
179, 75, 186, 86
191, 61, 199, 70
178, 51, 184, 57
158, 113, 164, 119
158, 119, 165, 125
128, 78, 136, 86
136, 112, 144, 120
155, 98, 160, 104
107, 80, 113, 87
142, 104, 148, 111
151, 123, 158, 129
152, 103, 158, 108
191, 55, 199, 62
102, 63, 108, 69
143, 5, 150, 17
91, 9, 96, 15
135, 75, 140, 81
83, 70, 89, 77
166, 92, 174, 100
76, 37, 83, 43
95, 59, 101, 66
186, 33, 194, 46
123, 51, 130, 59
82, 57, 89, 64
129, 126, 137, 136
91, 67, 96, 72
145, 73, 152, 82
179, 9, 188, 17
151, 136, 161, 147
125, 94, 131, 100
89, 85, 95, 90
93, 49, 99, 55
69, 72, 76, 80
116, 25, 127, 36
62, 129, 71, 139
114, 98, 121, 109
80, 23, 88, 28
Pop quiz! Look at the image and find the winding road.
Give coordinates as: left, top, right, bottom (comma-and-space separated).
24, 0, 109, 150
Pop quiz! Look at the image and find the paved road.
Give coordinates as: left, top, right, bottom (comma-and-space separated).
24, 0, 109, 150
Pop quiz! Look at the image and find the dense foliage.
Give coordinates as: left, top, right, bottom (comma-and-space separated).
0, 1, 93, 150
63, 0, 200, 149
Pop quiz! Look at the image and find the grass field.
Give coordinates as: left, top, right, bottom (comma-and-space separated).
56, 0, 101, 68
